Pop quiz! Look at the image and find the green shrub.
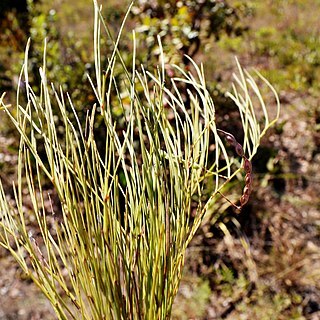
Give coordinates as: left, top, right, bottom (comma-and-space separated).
131, 0, 249, 67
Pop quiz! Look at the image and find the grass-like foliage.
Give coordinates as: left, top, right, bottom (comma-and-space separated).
0, 2, 279, 319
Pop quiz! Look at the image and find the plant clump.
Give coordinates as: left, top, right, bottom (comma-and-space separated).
0, 1, 279, 319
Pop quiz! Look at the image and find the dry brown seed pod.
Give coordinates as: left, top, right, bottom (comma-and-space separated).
243, 185, 252, 196
225, 134, 237, 146
235, 143, 244, 157
217, 129, 254, 210
240, 194, 249, 206
245, 172, 253, 185
243, 158, 252, 173
218, 129, 237, 146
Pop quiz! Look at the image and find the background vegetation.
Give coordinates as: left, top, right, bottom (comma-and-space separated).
0, 0, 319, 319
